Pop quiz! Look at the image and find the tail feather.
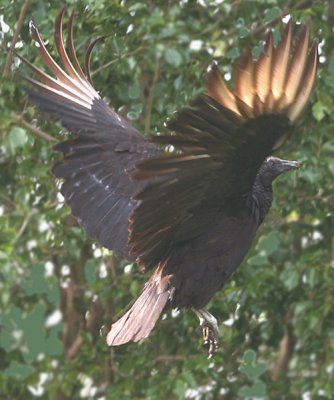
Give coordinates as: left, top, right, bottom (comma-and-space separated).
106, 273, 173, 346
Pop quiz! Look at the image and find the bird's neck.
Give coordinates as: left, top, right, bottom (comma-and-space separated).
251, 181, 273, 223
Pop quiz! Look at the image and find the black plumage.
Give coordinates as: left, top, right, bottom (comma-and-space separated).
20, 7, 317, 356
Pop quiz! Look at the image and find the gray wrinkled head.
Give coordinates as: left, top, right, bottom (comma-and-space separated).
258, 156, 300, 187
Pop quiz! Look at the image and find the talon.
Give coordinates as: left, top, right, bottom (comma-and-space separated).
193, 308, 220, 357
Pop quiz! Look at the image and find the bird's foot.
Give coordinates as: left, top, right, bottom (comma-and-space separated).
202, 321, 219, 358
193, 308, 219, 358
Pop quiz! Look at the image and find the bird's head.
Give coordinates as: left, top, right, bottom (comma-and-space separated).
258, 156, 300, 187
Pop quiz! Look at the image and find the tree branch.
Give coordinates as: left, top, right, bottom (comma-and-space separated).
11, 112, 55, 142
66, 334, 84, 359
14, 208, 37, 242
248, 0, 315, 39
144, 57, 162, 134
2, 0, 32, 78
91, 46, 148, 77
271, 316, 296, 380
154, 354, 194, 363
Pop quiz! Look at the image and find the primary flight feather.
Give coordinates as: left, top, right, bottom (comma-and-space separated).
20, 7, 317, 357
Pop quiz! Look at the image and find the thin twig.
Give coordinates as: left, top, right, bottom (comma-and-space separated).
14, 208, 37, 242
202, 0, 315, 55
91, 46, 148, 76
154, 354, 193, 363
0, 191, 16, 208
66, 334, 84, 358
249, 0, 314, 39
144, 57, 162, 134
2, 0, 32, 77
106, 252, 120, 287
11, 112, 55, 142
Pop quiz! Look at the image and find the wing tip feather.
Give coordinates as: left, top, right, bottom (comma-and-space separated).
24, 6, 99, 109
205, 19, 317, 123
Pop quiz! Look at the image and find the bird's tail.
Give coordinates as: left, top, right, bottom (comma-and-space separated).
106, 269, 174, 346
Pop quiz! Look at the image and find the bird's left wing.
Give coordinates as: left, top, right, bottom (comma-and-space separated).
130, 21, 317, 268
20, 8, 159, 260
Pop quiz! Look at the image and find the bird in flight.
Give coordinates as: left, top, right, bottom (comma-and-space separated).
20, 7, 317, 357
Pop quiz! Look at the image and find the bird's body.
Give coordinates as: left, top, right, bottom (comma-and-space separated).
20, 8, 317, 356
165, 203, 260, 309
149, 174, 273, 311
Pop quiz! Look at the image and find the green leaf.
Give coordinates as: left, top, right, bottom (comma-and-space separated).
239, 381, 267, 398
22, 264, 48, 296
174, 75, 182, 90
312, 101, 327, 122
304, 267, 318, 288
256, 232, 280, 256
328, 160, 334, 176
264, 7, 281, 23
128, 83, 140, 99
243, 350, 256, 364
325, 60, 334, 87
226, 47, 240, 61
164, 48, 182, 67
84, 259, 97, 286
312, 93, 333, 122
294, 300, 313, 316
182, 369, 196, 387
0, 330, 15, 352
4, 361, 35, 380
46, 278, 61, 304
239, 27, 249, 38
248, 253, 267, 267
5, 127, 28, 155
173, 379, 187, 399
252, 45, 263, 59
0, 308, 19, 351
21, 303, 46, 362
240, 350, 267, 380
240, 363, 267, 380
111, 37, 123, 55
45, 325, 63, 356
272, 30, 281, 46
280, 268, 300, 290
160, 25, 177, 39
129, 3, 147, 11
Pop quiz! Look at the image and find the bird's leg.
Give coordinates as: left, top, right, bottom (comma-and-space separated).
193, 308, 219, 358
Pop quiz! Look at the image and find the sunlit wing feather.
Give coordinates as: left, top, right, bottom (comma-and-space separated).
130, 20, 317, 267
206, 19, 317, 125
21, 7, 159, 260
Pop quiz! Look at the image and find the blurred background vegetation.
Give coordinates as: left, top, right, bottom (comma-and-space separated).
1, 0, 334, 399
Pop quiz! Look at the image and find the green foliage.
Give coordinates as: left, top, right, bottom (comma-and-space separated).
1, 0, 334, 399
238, 350, 267, 400
240, 350, 267, 380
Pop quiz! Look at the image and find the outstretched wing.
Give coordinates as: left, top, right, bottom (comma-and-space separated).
130, 20, 318, 268
21, 7, 159, 260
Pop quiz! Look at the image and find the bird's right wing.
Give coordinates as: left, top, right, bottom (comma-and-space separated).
21, 8, 159, 260
129, 20, 318, 269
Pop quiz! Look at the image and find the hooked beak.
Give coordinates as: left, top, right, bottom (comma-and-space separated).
280, 159, 301, 171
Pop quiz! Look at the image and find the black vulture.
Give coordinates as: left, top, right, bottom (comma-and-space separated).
20, 7, 317, 357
